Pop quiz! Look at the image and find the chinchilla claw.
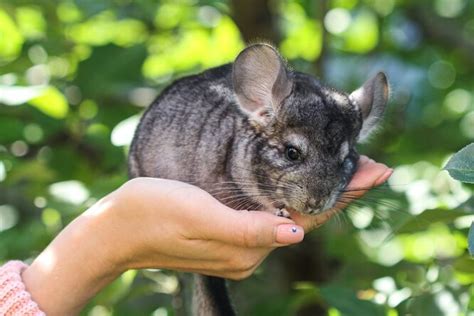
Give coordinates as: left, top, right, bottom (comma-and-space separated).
275, 208, 291, 218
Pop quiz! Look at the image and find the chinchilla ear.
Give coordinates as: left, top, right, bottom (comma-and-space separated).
232, 44, 292, 122
349, 72, 389, 142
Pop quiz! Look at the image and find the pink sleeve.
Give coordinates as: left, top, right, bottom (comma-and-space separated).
0, 261, 45, 316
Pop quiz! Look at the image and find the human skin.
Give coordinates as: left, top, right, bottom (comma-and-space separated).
21, 156, 392, 316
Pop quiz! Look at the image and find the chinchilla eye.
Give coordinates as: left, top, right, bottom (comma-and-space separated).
285, 146, 301, 161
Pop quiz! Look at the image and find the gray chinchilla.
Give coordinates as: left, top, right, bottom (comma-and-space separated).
129, 43, 389, 316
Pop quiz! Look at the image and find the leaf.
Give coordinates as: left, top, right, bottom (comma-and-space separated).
320, 286, 385, 316
444, 143, 474, 183
399, 294, 444, 316
74, 44, 146, 98
395, 208, 468, 234
454, 255, 474, 273
469, 222, 474, 256
0, 9, 24, 61
29, 86, 69, 119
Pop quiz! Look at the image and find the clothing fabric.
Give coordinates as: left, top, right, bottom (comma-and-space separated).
0, 261, 45, 316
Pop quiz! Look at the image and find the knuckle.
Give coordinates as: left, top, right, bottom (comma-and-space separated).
238, 216, 260, 248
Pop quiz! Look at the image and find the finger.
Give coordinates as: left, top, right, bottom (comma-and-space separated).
347, 158, 392, 193
289, 209, 334, 233
207, 209, 305, 248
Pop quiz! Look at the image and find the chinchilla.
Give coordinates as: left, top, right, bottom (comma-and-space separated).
128, 43, 389, 315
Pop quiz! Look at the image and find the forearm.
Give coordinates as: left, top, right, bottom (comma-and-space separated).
22, 199, 123, 316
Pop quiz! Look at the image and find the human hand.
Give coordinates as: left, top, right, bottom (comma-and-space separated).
289, 155, 393, 232
103, 178, 304, 280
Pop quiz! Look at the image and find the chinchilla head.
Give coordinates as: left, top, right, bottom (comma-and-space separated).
231, 44, 389, 214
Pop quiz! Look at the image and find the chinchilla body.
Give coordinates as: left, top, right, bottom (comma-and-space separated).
129, 65, 256, 200
129, 44, 389, 315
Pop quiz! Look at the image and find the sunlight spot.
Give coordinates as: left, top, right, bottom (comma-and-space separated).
435, 290, 460, 316
0, 205, 18, 231
89, 305, 111, 316
435, 0, 466, 18
372, 0, 395, 16
28, 45, 47, 64
444, 89, 472, 115
359, 228, 392, 248
34, 196, 47, 208
460, 111, 474, 139
454, 215, 474, 229
373, 292, 387, 304
10, 140, 28, 157
0, 161, 5, 182
0, 85, 44, 106
348, 207, 373, 229
41, 208, 62, 230
426, 266, 439, 282
324, 8, 351, 34
198, 6, 221, 27
428, 61, 455, 89
26, 64, 50, 85
129, 88, 157, 107
152, 307, 168, 316
49, 180, 89, 205
388, 165, 415, 192
24, 124, 43, 143
388, 288, 411, 307
373, 277, 396, 294
376, 240, 404, 266
111, 115, 140, 147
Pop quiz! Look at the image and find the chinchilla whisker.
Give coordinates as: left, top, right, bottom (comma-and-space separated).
231, 165, 304, 189
331, 209, 344, 228
218, 193, 276, 206
207, 188, 279, 197
234, 198, 264, 211
341, 196, 400, 208
208, 187, 278, 195
209, 184, 283, 192
338, 197, 400, 210
336, 209, 351, 227
209, 188, 281, 198
224, 196, 256, 209
209, 180, 293, 191
218, 193, 269, 203
340, 186, 392, 193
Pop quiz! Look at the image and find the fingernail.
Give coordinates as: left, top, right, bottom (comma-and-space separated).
276, 224, 304, 244
375, 168, 393, 186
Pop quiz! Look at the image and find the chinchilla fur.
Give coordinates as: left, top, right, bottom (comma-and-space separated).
128, 43, 389, 315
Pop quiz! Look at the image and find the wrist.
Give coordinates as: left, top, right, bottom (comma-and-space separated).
22, 196, 124, 315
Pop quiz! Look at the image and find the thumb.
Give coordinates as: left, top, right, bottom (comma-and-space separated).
227, 211, 304, 248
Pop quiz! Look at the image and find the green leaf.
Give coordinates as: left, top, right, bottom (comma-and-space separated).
399, 294, 444, 316
469, 222, 474, 256
0, 9, 24, 61
320, 286, 385, 316
75, 44, 146, 98
29, 86, 69, 119
395, 208, 468, 234
444, 143, 474, 183
342, 9, 379, 53
454, 255, 474, 273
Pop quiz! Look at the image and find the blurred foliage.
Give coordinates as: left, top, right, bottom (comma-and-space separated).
1, 0, 474, 315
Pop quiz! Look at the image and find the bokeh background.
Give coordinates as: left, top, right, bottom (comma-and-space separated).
1, 0, 473, 315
